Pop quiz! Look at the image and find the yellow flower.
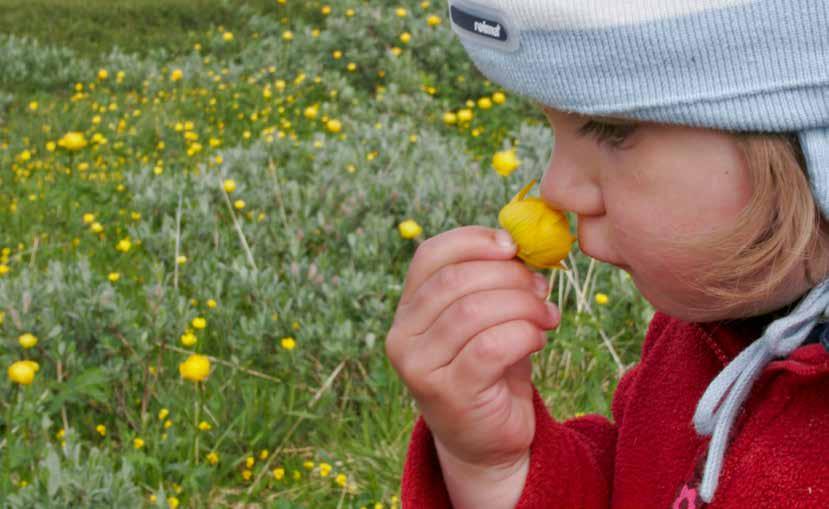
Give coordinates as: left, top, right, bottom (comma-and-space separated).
176, 255, 187, 265
303, 460, 315, 470
57, 131, 87, 151
395, 7, 407, 16
319, 462, 332, 476
82, 213, 95, 224
246, 456, 255, 468
97, 69, 108, 80
398, 219, 423, 239
456, 108, 473, 122
207, 451, 219, 465
427, 14, 442, 26
281, 337, 296, 350
207, 299, 217, 309
108, 272, 121, 282
158, 408, 170, 421
179, 354, 210, 382
259, 449, 269, 460
477, 97, 492, 109
336, 473, 347, 486
191, 317, 207, 329
326, 119, 342, 133
180, 331, 197, 346
492, 91, 506, 104
595, 293, 609, 305
233, 199, 246, 210
497, 179, 575, 270
492, 149, 520, 177
116, 237, 132, 253
91, 222, 104, 233
8, 360, 37, 385
168, 496, 179, 509
223, 179, 236, 193
282, 31, 294, 41
346, 62, 357, 72
332, 50, 343, 60
273, 467, 285, 480
304, 105, 318, 119
133, 437, 145, 449
96, 424, 106, 436
170, 69, 183, 82
223, 31, 234, 42
28, 101, 38, 111
18, 333, 38, 349
399, 32, 411, 44
321, 5, 331, 15
242, 469, 252, 481
198, 420, 212, 431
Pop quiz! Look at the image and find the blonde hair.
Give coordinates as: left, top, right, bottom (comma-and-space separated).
677, 131, 829, 315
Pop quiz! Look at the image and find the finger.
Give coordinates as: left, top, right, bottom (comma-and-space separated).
415, 288, 559, 371
398, 225, 517, 309
447, 320, 547, 397
395, 258, 549, 337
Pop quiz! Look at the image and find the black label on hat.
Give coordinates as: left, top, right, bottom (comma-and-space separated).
450, 5, 508, 42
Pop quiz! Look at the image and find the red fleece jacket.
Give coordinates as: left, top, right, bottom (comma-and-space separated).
401, 312, 829, 508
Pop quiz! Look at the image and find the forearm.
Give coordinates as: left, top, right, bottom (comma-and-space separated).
434, 439, 530, 509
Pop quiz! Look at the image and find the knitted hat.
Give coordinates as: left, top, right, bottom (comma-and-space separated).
447, 0, 829, 503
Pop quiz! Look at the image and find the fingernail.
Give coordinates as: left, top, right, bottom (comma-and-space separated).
546, 302, 560, 323
495, 229, 515, 250
533, 273, 548, 298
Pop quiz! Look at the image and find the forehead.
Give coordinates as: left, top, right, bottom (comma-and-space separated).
538, 103, 633, 125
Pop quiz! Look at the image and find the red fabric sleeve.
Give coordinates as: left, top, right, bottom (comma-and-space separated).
401, 365, 642, 508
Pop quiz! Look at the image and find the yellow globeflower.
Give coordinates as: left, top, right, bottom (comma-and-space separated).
133, 437, 144, 449
321, 5, 331, 15
170, 69, 183, 82
18, 333, 38, 349
442, 112, 458, 125
498, 179, 575, 270
477, 97, 493, 109
207, 451, 219, 465
492, 91, 507, 104
282, 31, 294, 41
223, 179, 236, 193
456, 108, 473, 123
180, 331, 197, 347
233, 199, 246, 210
191, 317, 207, 329
304, 106, 318, 120
97, 68, 108, 80
198, 420, 212, 431
223, 31, 234, 42
179, 354, 211, 382
319, 462, 332, 476
108, 272, 121, 282
326, 119, 342, 133
492, 149, 520, 177
398, 219, 423, 239
399, 32, 411, 44
8, 361, 37, 385
281, 337, 296, 350
273, 467, 285, 480
96, 424, 107, 436
595, 293, 609, 305
427, 15, 442, 26
57, 131, 88, 151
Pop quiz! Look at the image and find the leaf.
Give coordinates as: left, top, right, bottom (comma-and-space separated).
45, 447, 61, 498
48, 368, 110, 413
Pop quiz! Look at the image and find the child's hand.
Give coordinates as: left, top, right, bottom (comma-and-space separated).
386, 225, 560, 475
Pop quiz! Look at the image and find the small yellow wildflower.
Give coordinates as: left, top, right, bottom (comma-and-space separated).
595, 293, 609, 305
96, 424, 106, 436
427, 14, 442, 26
395, 7, 407, 16
233, 199, 246, 210
28, 101, 38, 111
398, 219, 423, 239
282, 31, 294, 41
223, 31, 234, 42
133, 437, 145, 449
477, 97, 493, 109
399, 32, 411, 44
326, 119, 342, 133
281, 337, 296, 350
164, 420, 173, 429
319, 462, 332, 476
259, 449, 269, 460
108, 272, 121, 282
176, 255, 187, 265
91, 222, 104, 233
168, 496, 180, 509
321, 5, 331, 15
492, 149, 520, 177
191, 317, 207, 329
223, 179, 236, 193
456, 108, 473, 123
207, 299, 217, 309
97, 69, 108, 80
198, 421, 212, 431
82, 213, 95, 224
58, 131, 87, 151
242, 469, 252, 481
116, 238, 132, 253
170, 69, 183, 82
246, 456, 255, 468
303, 460, 315, 470
18, 333, 38, 349
207, 451, 219, 465
179, 354, 210, 382
336, 473, 347, 486
180, 331, 197, 347
492, 91, 507, 104
158, 408, 170, 421
8, 361, 36, 385
442, 112, 457, 125
273, 467, 285, 480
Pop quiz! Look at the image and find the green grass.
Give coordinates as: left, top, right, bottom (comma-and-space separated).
0, 0, 651, 507
0, 0, 277, 60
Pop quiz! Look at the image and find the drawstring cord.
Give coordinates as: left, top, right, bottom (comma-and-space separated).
692, 277, 829, 502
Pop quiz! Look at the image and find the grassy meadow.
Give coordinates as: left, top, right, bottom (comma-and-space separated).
0, 0, 653, 507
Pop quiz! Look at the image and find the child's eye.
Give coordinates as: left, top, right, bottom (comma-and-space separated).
577, 120, 638, 149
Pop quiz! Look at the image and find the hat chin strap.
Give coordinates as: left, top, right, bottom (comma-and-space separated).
692, 277, 829, 502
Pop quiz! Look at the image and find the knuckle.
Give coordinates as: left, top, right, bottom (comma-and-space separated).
517, 319, 539, 340
437, 263, 461, 291
456, 296, 480, 321
471, 327, 502, 363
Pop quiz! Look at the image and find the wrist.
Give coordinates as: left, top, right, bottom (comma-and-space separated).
434, 439, 530, 509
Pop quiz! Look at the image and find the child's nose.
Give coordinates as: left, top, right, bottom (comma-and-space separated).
539, 151, 605, 217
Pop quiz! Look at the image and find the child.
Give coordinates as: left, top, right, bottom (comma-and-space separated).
385, 1, 829, 507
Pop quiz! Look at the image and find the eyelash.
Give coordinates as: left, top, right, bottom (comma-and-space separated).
577, 121, 638, 148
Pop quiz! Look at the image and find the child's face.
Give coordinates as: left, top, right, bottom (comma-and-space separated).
538, 105, 811, 322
